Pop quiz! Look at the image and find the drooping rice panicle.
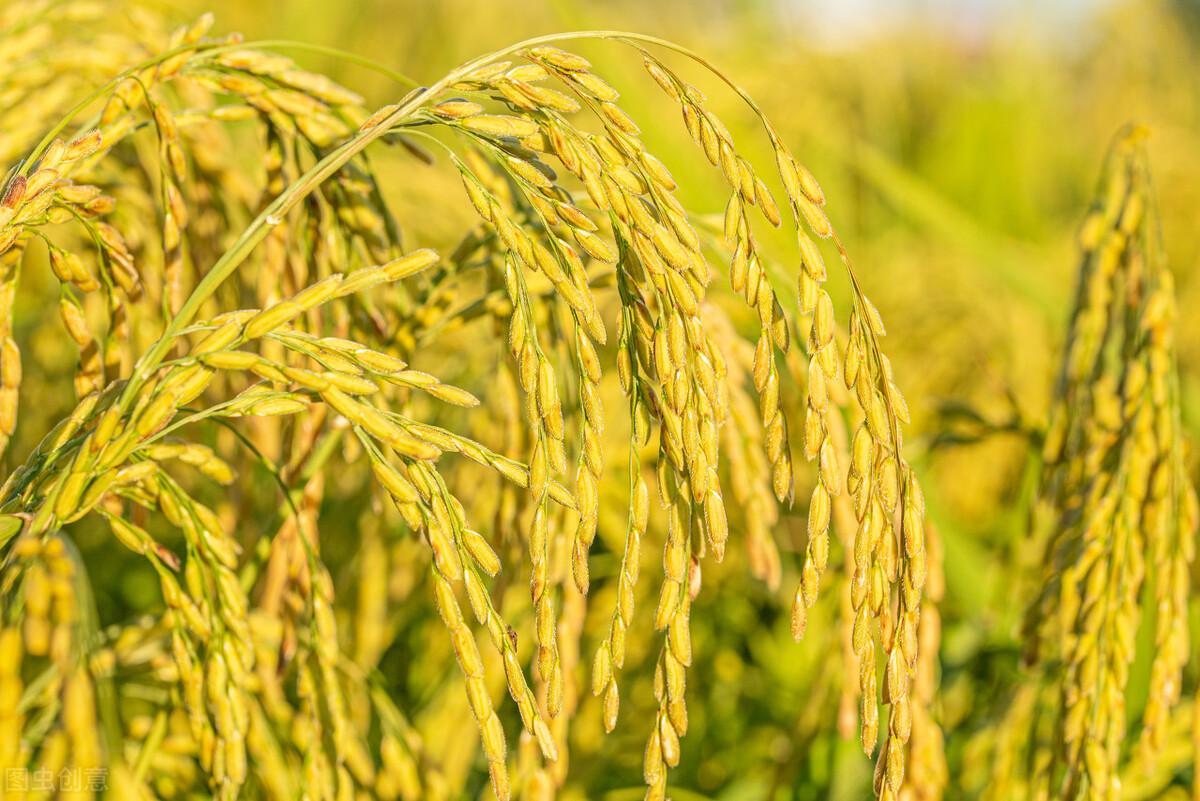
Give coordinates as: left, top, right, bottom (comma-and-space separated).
0, 18, 942, 801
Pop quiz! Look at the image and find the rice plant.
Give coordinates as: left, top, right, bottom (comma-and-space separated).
970, 127, 1198, 801
0, 4, 1195, 801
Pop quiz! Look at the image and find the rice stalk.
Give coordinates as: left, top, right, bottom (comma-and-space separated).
981, 126, 1198, 801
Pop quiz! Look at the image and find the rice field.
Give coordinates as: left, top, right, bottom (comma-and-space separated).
0, 1, 1197, 800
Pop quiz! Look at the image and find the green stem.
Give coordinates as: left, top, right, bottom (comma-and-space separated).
245, 39, 421, 87
132, 710, 169, 783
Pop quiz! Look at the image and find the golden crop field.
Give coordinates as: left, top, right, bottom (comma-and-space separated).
0, 1, 1197, 799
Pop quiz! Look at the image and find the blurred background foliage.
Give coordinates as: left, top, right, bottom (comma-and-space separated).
8, 0, 1200, 798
